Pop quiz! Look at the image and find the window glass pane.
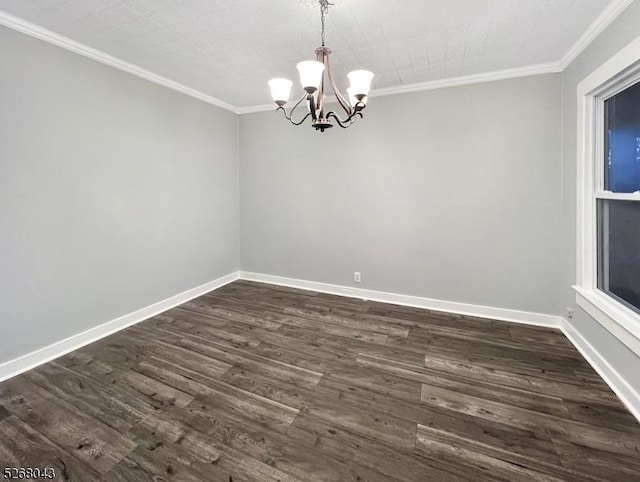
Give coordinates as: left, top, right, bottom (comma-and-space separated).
597, 200, 640, 313
604, 81, 640, 193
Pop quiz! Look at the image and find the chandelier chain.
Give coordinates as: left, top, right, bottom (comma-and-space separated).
319, 0, 332, 46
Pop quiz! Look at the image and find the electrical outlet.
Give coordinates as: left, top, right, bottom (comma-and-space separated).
354, 271, 361, 283
565, 307, 574, 319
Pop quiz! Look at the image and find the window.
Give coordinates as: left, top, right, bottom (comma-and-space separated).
597, 83, 640, 315
576, 35, 640, 355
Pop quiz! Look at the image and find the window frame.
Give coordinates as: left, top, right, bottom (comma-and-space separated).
575, 34, 640, 356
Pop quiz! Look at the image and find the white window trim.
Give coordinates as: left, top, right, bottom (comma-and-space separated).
575, 33, 640, 357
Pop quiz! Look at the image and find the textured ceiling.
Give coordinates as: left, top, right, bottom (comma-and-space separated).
0, 0, 615, 108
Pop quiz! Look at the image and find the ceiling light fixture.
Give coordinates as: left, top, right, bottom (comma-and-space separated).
268, 0, 374, 132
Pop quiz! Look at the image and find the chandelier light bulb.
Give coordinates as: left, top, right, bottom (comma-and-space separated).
268, 78, 293, 105
296, 60, 325, 93
347, 70, 374, 97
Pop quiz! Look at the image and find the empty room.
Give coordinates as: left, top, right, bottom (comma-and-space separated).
1, 0, 640, 480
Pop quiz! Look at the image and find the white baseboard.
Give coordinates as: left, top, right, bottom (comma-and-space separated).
239, 271, 561, 328
0, 271, 240, 382
560, 317, 640, 423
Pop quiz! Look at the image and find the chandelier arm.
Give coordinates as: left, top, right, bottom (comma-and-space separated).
277, 106, 311, 126
326, 110, 362, 128
279, 93, 308, 123
279, 109, 312, 126
326, 112, 352, 128
289, 92, 308, 116
324, 53, 353, 116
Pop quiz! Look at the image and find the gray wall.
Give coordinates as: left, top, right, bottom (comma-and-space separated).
0, 26, 239, 364
240, 74, 562, 315
560, 3, 640, 392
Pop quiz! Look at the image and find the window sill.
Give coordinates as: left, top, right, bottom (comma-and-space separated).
574, 286, 640, 356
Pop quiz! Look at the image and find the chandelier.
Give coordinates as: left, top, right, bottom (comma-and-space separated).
268, 0, 374, 132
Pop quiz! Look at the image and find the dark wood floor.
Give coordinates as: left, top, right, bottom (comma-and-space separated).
1, 281, 639, 481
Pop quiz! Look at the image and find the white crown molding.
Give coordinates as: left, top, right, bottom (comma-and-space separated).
237, 103, 277, 115
557, 0, 635, 70
239, 271, 561, 327
369, 62, 563, 99
0, 271, 240, 382
0, 10, 239, 114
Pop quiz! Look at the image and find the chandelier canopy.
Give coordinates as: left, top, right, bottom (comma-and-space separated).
268, 0, 374, 132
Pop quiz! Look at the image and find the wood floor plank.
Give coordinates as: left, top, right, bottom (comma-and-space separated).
1, 279, 637, 481
420, 383, 640, 459
356, 353, 571, 417
281, 306, 411, 337
326, 364, 423, 404
194, 380, 300, 433
396, 332, 589, 381
105, 449, 213, 482
278, 314, 390, 345
419, 324, 588, 365
0, 378, 137, 474
301, 400, 417, 452
287, 413, 463, 482
160, 402, 381, 482
25, 362, 147, 433
220, 365, 310, 410
170, 331, 325, 388
151, 306, 229, 329
56, 351, 195, 410
551, 438, 640, 482
130, 352, 301, 434
272, 324, 423, 365
181, 299, 283, 330
126, 416, 303, 482
421, 350, 620, 402
320, 374, 564, 469
0, 416, 101, 482
145, 339, 234, 378
562, 396, 640, 433
252, 338, 359, 372
416, 424, 570, 482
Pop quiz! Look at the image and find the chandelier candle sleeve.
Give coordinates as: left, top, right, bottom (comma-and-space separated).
267, 0, 374, 132
348, 70, 374, 98
297, 61, 325, 93
268, 78, 293, 105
